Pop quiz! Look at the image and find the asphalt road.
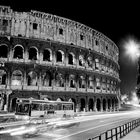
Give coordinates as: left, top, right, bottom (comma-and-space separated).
1, 110, 140, 140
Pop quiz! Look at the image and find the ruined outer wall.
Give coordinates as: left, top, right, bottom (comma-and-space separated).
0, 6, 119, 67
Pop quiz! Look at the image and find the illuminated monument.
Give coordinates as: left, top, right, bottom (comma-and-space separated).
0, 5, 120, 112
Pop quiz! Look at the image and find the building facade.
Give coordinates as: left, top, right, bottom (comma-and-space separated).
0, 5, 120, 112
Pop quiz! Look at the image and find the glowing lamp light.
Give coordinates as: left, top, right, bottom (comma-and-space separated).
124, 39, 140, 61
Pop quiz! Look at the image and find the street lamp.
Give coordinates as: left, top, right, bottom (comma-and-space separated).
124, 38, 140, 101
124, 39, 140, 62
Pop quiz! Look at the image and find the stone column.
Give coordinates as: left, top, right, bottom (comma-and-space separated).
23, 71, 27, 87
93, 99, 97, 112
85, 96, 89, 112
6, 91, 12, 112
100, 99, 103, 112
76, 97, 80, 112
106, 100, 108, 112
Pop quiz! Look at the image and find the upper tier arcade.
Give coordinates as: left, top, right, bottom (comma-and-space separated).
0, 5, 119, 67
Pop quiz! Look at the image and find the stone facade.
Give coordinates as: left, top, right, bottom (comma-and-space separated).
0, 5, 120, 112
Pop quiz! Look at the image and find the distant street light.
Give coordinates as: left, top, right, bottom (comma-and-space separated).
123, 38, 140, 102
124, 39, 140, 62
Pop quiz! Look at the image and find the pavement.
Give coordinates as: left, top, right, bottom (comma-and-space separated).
121, 126, 140, 140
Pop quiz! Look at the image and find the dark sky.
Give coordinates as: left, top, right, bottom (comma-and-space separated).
1, 1, 140, 95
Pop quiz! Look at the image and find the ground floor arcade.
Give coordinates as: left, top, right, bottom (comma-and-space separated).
0, 90, 120, 112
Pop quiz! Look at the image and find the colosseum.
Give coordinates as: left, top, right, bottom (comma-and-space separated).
0, 5, 120, 112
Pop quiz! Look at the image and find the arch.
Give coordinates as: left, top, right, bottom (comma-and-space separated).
80, 98, 86, 111
95, 58, 99, 70
56, 50, 64, 62
69, 98, 76, 112
43, 49, 52, 62
96, 77, 101, 89
11, 98, 17, 112
13, 45, 24, 59
29, 47, 38, 60
79, 55, 85, 66
42, 72, 52, 86
79, 75, 86, 88
108, 99, 111, 111
11, 70, 23, 86
0, 44, 8, 58
69, 74, 75, 88
68, 52, 75, 65
0, 69, 7, 85
103, 99, 107, 111
27, 71, 38, 86
96, 98, 101, 111
87, 56, 93, 68
88, 76, 94, 89
55, 73, 64, 87
88, 98, 94, 111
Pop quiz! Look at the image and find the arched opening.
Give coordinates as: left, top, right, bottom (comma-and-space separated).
13, 45, 24, 59
87, 56, 93, 68
79, 55, 84, 66
42, 72, 52, 86
0, 70, 6, 85
103, 99, 106, 111
108, 99, 111, 111
88, 76, 94, 89
95, 58, 99, 70
0, 44, 8, 58
69, 75, 75, 88
68, 53, 74, 65
29, 47, 38, 60
69, 98, 76, 112
43, 49, 52, 62
96, 98, 101, 111
56, 50, 64, 62
79, 76, 85, 88
55, 73, 64, 87
96, 77, 101, 90
11, 98, 17, 112
88, 98, 93, 111
27, 71, 38, 86
80, 98, 85, 111
11, 70, 23, 86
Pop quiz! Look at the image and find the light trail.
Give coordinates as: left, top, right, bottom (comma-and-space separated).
54, 117, 139, 140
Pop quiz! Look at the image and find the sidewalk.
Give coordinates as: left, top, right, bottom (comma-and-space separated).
121, 126, 140, 140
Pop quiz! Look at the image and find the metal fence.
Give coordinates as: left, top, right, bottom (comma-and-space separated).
88, 118, 140, 140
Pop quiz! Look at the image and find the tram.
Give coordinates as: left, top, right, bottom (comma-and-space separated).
15, 98, 74, 120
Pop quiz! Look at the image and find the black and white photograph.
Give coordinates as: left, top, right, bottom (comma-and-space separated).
0, 1, 140, 140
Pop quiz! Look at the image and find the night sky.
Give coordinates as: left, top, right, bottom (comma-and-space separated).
1, 1, 140, 96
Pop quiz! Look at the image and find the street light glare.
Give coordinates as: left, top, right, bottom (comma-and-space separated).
124, 39, 140, 61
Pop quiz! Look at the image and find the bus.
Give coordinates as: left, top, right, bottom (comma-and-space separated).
15, 98, 74, 120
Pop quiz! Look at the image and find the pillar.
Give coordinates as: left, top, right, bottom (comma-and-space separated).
85, 96, 89, 112
100, 99, 103, 112
93, 99, 97, 112
5, 90, 12, 112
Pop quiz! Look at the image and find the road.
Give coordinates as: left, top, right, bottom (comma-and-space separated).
1, 110, 140, 140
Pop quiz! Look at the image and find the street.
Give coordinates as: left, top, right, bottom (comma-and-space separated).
1, 110, 140, 140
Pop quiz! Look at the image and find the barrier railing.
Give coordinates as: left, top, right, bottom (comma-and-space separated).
88, 118, 140, 140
